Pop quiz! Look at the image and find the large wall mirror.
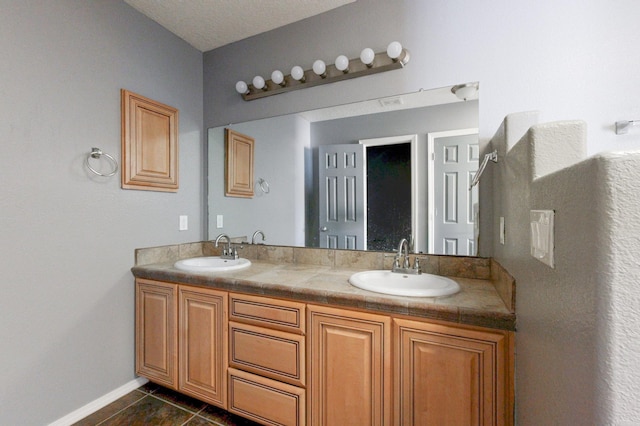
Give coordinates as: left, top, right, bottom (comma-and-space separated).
208, 84, 479, 255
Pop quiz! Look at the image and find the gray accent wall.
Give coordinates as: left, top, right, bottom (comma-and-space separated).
0, 1, 203, 425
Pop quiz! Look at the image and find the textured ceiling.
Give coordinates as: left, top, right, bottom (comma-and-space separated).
124, 0, 356, 52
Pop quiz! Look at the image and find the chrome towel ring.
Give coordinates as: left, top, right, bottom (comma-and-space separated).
86, 147, 118, 177
257, 178, 270, 194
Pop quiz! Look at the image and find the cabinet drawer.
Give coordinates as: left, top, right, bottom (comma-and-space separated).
228, 368, 305, 426
229, 321, 305, 387
229, 293, 305, 335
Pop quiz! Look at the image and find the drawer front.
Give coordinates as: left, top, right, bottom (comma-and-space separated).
229, 293, 305, 334
228, 368, 305, 426
229, 321, 305, 387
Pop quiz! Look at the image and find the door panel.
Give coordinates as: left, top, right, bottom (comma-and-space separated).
432, 133, 479, 255
318, 144, 365, 249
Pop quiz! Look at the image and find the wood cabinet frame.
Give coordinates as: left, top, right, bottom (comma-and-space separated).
121, 89, 179, 192
225, 129, 254, 198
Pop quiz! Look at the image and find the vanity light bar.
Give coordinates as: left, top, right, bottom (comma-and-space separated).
235, 42, 410, 101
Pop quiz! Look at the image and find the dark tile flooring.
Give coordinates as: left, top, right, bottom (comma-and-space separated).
73, 382, 260, 426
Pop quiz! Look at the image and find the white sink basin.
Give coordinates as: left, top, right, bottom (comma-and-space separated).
174, 256, 251, 273
349, 270, 461, 297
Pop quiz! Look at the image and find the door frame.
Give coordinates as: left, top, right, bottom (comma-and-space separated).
427, 128, 479, 253
359, 134, 418, 251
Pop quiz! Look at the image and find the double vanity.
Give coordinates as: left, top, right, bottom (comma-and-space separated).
132, 242, 515, 425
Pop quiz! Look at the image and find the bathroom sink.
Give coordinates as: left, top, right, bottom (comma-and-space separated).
349, 270, 461, 297
174, 256, 251, 273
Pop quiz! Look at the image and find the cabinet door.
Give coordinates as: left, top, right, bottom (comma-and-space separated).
394, 318, 513, 426
308, 305, 391, 426
135, 279, 178, 389
179, 286, 228, 408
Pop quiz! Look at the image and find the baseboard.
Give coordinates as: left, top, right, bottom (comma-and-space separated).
48, 377, 149, 426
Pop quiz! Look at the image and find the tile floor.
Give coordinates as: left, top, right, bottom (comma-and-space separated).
73, 382, 260, 426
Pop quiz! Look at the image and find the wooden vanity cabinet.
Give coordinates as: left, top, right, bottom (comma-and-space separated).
308, 305, 392, 426
394, 318, 513, 426
135, 279, 228, 408
136, 280, 513, 425
227, 293, 307, 426
135, 279, 178, 389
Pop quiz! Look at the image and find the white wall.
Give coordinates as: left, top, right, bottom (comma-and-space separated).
0, 1, 203, 424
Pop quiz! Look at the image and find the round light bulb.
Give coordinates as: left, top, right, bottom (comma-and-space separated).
312, 59, 327, 77
252, 76, 266, 90
360, 48, 375, 66
271, 70, 285, 86
386, 41, 403, 60
291, 65, 305, 82
335, 55, 349, 72
235, 81, 248, 94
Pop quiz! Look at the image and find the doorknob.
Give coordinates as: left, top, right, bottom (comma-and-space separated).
320, 226, 328, 232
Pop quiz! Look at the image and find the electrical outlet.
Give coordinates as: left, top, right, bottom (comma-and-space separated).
179, 215, 188, 231
216, 214, 223, 228
499, 217, 505, 245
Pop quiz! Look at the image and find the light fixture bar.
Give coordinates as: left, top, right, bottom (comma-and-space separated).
239, 49, 409, 101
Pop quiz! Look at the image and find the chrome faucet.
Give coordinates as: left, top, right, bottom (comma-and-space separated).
251, 230, 266, 244
392, 237, 421, 274
398, 238, 410, 268
214, 233, 237, 259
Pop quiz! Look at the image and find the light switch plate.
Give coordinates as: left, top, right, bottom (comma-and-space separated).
216, 214, 223, 228
530, 210, 554, 267
499, 217, 505, 245
179, 215, 188, 231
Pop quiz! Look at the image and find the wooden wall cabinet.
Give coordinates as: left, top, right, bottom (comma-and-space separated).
121, 89, 179, 192
225, 128, 254, 198
308, 305, 392, 426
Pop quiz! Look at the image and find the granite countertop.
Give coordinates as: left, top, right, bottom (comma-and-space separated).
132, 244, 516, 331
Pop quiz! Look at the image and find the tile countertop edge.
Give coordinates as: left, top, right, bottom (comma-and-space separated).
131, 262, 516, 332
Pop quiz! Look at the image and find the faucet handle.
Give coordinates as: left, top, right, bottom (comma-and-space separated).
393, 257, 401, 269
413, 257, 422, 274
